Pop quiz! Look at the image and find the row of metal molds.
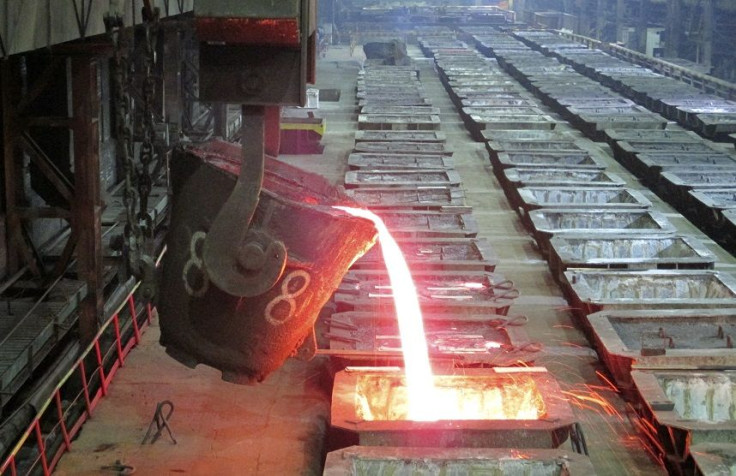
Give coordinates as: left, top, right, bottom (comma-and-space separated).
409, 31, 593, 472
464, 28, 736, 476
513, 30, 736, 141
319, 35, 589, 476
479, 30, 736, 255
329, 60, 535, 371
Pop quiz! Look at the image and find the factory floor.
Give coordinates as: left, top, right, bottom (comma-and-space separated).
55, 45, 736, 476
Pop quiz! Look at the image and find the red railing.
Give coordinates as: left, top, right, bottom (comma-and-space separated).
1, 283, 153, 476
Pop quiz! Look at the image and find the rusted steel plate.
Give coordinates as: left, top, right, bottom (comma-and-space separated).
344, 169, 463, 188
587, 309, 736, 389
353, 141, 452, 156
345, 186, 466, 209
334, 269, 519, 316
321, 311, 537, 367
548, 234, 715, 281
371, 209, 479, 238
348, 153, 454, 170
492, 152, 605, 170
354, 130, 447, 143
352, 236, 496, 271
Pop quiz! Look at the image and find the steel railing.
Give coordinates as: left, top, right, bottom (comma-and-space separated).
1, 283, 153, 476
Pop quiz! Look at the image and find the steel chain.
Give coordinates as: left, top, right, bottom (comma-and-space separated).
138, 9, 160, 245
106, 15, 142, 276
105, 10, 160, 296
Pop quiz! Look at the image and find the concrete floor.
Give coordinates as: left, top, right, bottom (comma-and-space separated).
56, 44, 736, 475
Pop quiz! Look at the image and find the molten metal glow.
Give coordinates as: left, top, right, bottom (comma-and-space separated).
336, 206, 542, 422
335, 206, 437, 420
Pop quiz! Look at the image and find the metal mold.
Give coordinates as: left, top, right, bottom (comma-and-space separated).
358, 113, 441, 131
658, 171, 736, 212
468, 114, 557, 140
587, 309, 736, 389
352, 237, 496, 272
370, 210, 478, 238
632, 369, 736, 458
686, 443, 736, 476
348, 153, 454, 170
616, 140, 723, 156
480, 130, 568, 142
576, 114, 667, 140
323, 446, 595, 475
345, 186, 466, 210
492, 152, 605, 171
686, 188, 736, 231
603, 128, 702, 145
354, 131, 447, 143
548, 235, 715, 279
563, 270, 736, 317
353, 141, 452, 156
516, 187, 651, 217
334, 269, 519, 316
630, 153, 736, 182
330, 367, 575, 448
344, 170, 462, 188
461, 106, 546, 118
358, 97, 432, 107
502, 168, 625, 189
460, 98, 533, 108
528, 209, 676, 256
323, 311, 537, 368
693, 113, 736, 139
486, 140, 583, 156
360, 106, 441, 115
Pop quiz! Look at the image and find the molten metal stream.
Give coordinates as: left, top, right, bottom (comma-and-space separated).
335, 206, 438, 420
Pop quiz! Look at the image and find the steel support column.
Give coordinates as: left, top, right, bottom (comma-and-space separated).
596, 0, 606, 40
702, 0, 713, 68
71, 56, 103, 344
616, 0, 625, 43
635, 0, 648, 53
664, 0, 682, 58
